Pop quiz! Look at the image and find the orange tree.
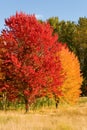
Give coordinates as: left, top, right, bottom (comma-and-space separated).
58, 44, 83, 104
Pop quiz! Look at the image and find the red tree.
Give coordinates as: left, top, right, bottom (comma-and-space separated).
1, 12, 64, 111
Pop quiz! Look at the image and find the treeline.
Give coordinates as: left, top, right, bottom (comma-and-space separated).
47, 17, 87, 96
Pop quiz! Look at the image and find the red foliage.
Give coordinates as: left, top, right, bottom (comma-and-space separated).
1, 12, 64, 105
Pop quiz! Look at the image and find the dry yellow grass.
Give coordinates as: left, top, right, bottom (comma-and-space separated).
0, 97, 87, 130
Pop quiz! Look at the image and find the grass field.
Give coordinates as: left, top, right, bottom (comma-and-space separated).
0, 97, 87, 130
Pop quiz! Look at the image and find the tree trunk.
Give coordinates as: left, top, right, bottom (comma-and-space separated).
55, 99, 59, 108
55, 97, 59, 109
24, 98, 29, 113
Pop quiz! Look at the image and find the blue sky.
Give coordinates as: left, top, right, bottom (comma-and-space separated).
0, 0, 87, 31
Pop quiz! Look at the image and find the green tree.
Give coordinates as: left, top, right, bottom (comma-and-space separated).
58, 21, 76, 51
74, 17, 87, 95
47, 17, 76, 52
47, 17, 59, 34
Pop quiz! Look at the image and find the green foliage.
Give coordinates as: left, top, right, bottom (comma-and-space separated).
31, 97, 55, 110
47, 17, 59, 33
47, 17, 76, 52
74, 17, 87, 95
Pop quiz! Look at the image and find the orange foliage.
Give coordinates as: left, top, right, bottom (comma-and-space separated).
59, 45, 83, 104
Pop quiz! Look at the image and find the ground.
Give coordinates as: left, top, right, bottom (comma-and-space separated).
0, 97, 87, 130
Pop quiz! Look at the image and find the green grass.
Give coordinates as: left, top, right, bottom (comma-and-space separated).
79, 96, 87, 103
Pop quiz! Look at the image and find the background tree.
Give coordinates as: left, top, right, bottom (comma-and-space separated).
74, 17, 87, 96
47, 17, 76, 52
47, 17, 59, 34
